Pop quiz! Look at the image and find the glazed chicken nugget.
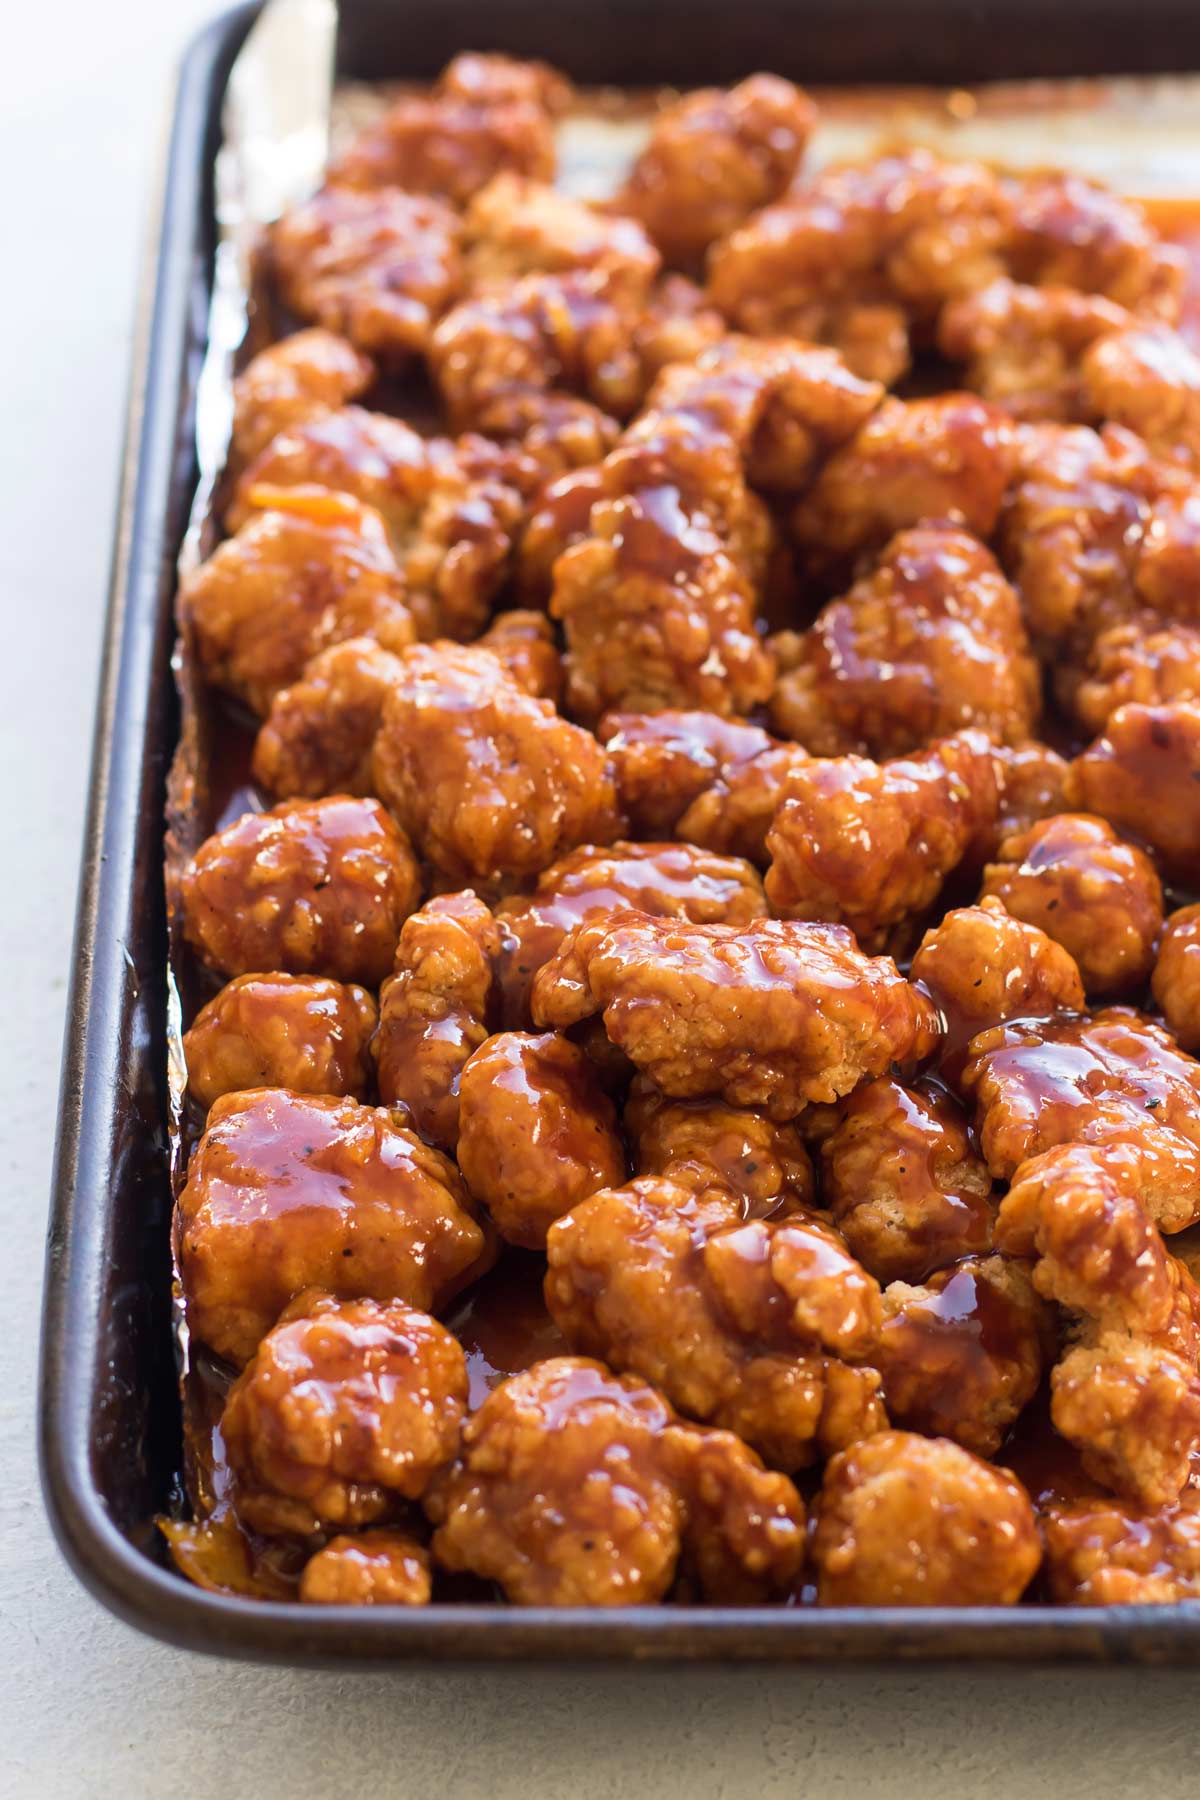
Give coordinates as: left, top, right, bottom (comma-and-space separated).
996, 1142, 1175, 1334
790, 394, 1016, 577
252, 637, 406, 801
820, 1077, 996, 1285
493, 840, 766, 1028
1041, 1482, 1200, 1604
642, 333, 883, 494
183, 973, 377, 1111
476, 609, 562, 703
1069, 619, 1200, 736
425, 1356, 806, 1606
598, 710, 781, 838
673, 742, 811, 867
1152, 904, 1200, 1053
810, 1430, 1041, 1605
231, 411, 527, 643
549, 433, 775, 723
708, 149, 1013, 385
1007, 172, 1185, 322
230, 328, 375, 469
457, 1031, 627, 1248
938, 278, 1131, 422
372, 892, 501, 1152
181, 492, 417, 718
962, 1007, 1200, 1232
271, 187, 462, 362
1080, 323, 1200, 469
997, 421, 1191, 655
1064, 701, 1200, 886
768, 525, 1039, 757
910, 898, 1085, 1064
625, 1076, 816, 1214
176, 1089, 492, 1366
980, 812, 1164, 997
764, 730, 1001, 952
179, 796, 421, 988
371, 642, 621, 894
872, 1255, 1053, 1457
221, 1292, 468, 1536
462, 172, 660, 291
545, 1177, 883, 1469
993, 740, 1069, 838
531, 913, 940, 1117
327, 54, 565, 202
300, 1530, 432, 1606
1051, 1261, 1200, 1506
618, 74, 816, 270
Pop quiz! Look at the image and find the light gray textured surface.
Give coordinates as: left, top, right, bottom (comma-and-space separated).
4, 4, 1199, 1795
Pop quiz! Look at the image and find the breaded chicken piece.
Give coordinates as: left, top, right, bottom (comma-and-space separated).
531, 913, 940, 1116
183, 973, 377, 1111
426, 1357, 807, 1606
175, 1089, 493, 1366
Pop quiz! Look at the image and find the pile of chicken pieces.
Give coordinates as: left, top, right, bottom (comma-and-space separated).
169, 53, 1200, 1611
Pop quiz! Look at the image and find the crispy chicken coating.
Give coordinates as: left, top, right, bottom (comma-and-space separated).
643, 334, 883, 494
1069, 619, 1200, 736
618, 75, 816, 270
462, 172, 660, 291
230, 410, 528, 642
181, 492, 416, 717
1007, 173, 1185, 321
327, 55, 566, 202
790, 394, 1016, 576
820, 1078, 996, 1285
531, 913, 941, 1116
938, 278, 1131, 422
457, 1031, 626, 1248
271, 187, 462, 362
179, 796, 420, 987
183, 973, 378, 1111
372, 892, 501, 1151
708, 149, 1013, 385
545, 1178, 884, 1469
598, 710, 780, 838
996, 1142, 1175, 1334
425, 1357, 806, 1605
993, 739, 1069, 838
980, 813, 1164, 997
252, 637, 406, 801
221, 1292, 468, 1536
1153, 904, 1200, 1052
547, 429, 776, 723
764, 731, 1001, 952
1064, 700, 1200, 886
1041, 1482, 1200, 1604
493, 840, 765, 1028
962, 1007, 1200, 1232
176, 1089, 492, 1366
873, 1256, 1053, 1457
910, 898, 1085, 1064
673, 742, 811, 867
429, 269, 649, 429
230, 329, 375, 469
997, 422, 1193, 655
1080, 323, 1200, 469
253, 615, 559, 805
299, 1530, 432, 1606
1052, 1261, 1200, 1506
370, 642, 621, 894
768, 525, 1039, 756
625, 1077, 816, 1214
810, 1429, 1042, 1605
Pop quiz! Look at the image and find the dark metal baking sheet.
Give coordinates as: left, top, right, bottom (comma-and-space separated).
38, 0, 1200, 1664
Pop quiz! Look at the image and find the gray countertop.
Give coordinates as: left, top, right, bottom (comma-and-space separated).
4, 4, 1198, 1793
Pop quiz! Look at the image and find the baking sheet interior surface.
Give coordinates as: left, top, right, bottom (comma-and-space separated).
162, 53, 1200, 1621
